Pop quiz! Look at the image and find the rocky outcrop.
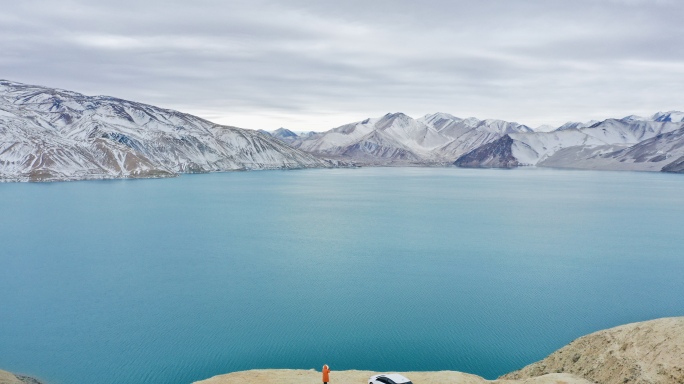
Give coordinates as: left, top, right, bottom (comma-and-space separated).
662, 155, 684, 173
0, 370, 42, 384
501, 317, 684, 384
454, 135, 520, 168
0, 371, 22, 384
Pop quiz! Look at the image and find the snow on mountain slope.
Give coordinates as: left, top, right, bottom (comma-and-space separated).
455, 113, 684, 171
419, 113, 533, 159
508, 129, 609, 165
540, 126, 684, 172
287, 112, 531, 165
653, 111, 684, 123
336, 129, 425, 163
297, 118, 378, 153
535, 124, 556, 132
419, 113, 533, 137
268, 128, 300, 144
375, 113, 448, 151
0, 80, 331, 182
291, 113, 452, 164
579, 117, 683, 144
453, 130, 606, 169
556, 120, 599, 131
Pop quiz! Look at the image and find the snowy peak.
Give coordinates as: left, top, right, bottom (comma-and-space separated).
652, 111, 684, 123
272, 128, 298, 138
420, 112, 463, 125
295, 113, 446, 163
419, 113, 532, 137
621, 114, 647, 122
454, 111, 684, 172
375, 112, 418, 132
477, 119, 533, 134
558, 112, 684, 131
288, 112, 534, 165
269, 127, 302, 144
417, 112, 465, 133
557, 120, 599, 131
534, 124, 556, 132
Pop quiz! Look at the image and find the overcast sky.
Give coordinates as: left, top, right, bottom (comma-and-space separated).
2, 0, 683, 131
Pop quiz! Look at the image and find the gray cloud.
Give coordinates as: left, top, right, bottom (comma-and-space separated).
1, 0, 683, 130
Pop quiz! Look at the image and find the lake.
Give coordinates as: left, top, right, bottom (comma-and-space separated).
1, 167, 683, 384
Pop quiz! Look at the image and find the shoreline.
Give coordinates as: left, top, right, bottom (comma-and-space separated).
0, 371, 43, 384
3, 318, 682, 384
196, 317, 684, 384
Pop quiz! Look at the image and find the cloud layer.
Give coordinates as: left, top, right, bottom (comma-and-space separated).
2, 0, 683, 130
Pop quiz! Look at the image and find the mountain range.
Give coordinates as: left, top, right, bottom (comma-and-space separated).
263, 111, 684, 173
2, 79, 683, 182
0, 80, 333, 182
455, 112, 684, 172
260, 112, 534, 165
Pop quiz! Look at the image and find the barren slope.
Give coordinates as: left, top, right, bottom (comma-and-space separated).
501, 317, 684, 384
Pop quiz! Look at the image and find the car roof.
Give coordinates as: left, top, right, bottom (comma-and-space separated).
371, 373, 412, 384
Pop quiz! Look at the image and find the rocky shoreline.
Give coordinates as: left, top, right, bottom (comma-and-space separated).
0, 370, 43, 384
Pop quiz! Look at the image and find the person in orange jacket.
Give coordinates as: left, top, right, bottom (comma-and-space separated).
322, 364, 331, 384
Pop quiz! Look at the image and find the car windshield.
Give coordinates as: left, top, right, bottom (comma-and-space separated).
376, 377, 396, 384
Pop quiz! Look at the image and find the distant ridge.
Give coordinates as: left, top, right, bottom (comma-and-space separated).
264, 110, 684, 173
452, 111, 684, 172
268, 112, 532, 165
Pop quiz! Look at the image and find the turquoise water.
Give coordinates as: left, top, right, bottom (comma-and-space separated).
1, 168, 683, 384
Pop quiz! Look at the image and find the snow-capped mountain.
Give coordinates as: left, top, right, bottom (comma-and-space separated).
421, 113, 533, 160
267, 128, 301, 144
294, 112, 449, 164
0, 80, 333, 182
276, 112, 532, 165
534, 124, 557, 132
653, 111, 684, 123
455, 112, 684, 172
540, 124, 684, 172
556, 120, 599, 131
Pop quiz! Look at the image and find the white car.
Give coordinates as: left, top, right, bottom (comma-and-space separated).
369, 373, 413, 384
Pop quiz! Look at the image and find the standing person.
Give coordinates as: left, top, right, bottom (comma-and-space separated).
322, 364, 331, 384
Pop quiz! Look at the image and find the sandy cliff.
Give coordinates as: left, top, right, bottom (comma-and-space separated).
0, 370, 24, 384
501, 317, 684, 384
0, 370, 42, 384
